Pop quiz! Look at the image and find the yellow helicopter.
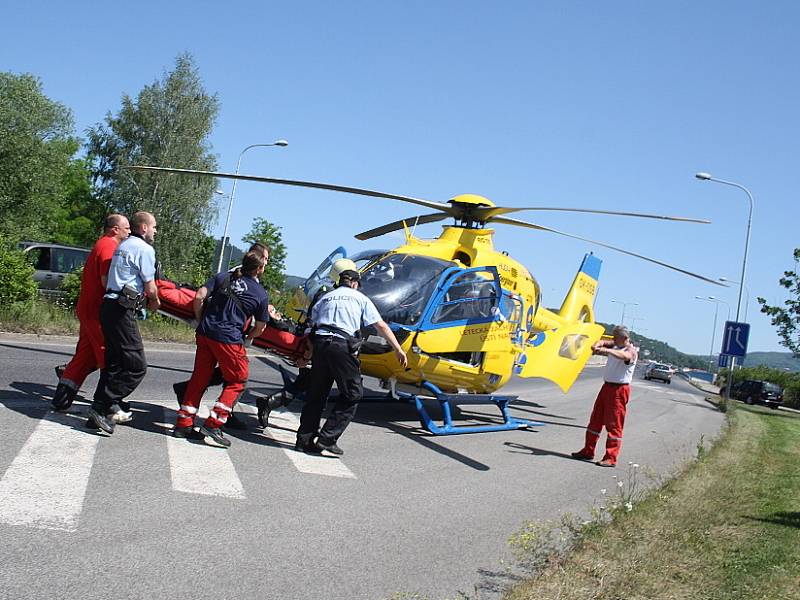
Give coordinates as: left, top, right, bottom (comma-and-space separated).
131, 166, 721, 434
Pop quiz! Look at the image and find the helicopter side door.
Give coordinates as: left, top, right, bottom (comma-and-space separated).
414, 266, 512, 353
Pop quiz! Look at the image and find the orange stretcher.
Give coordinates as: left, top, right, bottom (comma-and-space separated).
155, 279, 307, 364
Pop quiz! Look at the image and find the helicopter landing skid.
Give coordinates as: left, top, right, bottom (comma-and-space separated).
397, 381, 544, 435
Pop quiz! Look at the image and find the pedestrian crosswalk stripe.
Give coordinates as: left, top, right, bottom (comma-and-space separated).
0, 409, 98, 532
163, 408, 246, 499
260, 407, 357, 479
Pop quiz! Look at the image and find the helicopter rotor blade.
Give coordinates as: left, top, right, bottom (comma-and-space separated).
476, 206, 711, 224
355, 213, 449, 241
127, 165, 454, 213
491, 215, 725, 286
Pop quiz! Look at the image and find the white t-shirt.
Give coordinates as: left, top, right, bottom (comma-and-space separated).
311, 286, 382, 337
603, 344, 639, 384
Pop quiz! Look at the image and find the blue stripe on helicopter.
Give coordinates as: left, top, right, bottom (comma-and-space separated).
580, 253, 602, 280
529, 331, 547, 347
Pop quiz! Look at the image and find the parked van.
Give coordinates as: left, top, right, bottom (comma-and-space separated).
19, 242, 90, 291
731, 379, 784, 409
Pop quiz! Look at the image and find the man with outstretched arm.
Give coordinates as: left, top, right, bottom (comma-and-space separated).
296, 267, 408, 456
571, 324, 639, 467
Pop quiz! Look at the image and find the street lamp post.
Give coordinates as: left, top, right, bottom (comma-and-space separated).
610, 299, 638, 325
216, 139, 288, 273
718, 277, 751, 322
695, 296, 730, 371
695, 172, 754, 396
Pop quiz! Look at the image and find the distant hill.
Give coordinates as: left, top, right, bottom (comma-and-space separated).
740, 352, 800, 372
284, 275, 305, 289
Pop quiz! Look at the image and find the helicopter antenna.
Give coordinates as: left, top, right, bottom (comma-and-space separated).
411, 215, 421, 238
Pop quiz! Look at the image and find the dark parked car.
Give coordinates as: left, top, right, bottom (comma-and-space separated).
731, 379, 784, 409
644, 362, 672, 384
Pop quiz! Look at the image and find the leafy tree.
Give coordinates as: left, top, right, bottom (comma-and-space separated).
758, 248, 800, 357
52, 157, 105, 248
87, 53, 220, 281
0, 241, 37, 304
0, 73, 83, 243
242, 217, 288, 295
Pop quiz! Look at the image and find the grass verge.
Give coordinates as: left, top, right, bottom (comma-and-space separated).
504, 405, 800, 599
0, 299, 196, 344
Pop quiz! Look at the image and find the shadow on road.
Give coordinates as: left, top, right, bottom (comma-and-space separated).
503, 441, 590, 465
0, 341, 73, 359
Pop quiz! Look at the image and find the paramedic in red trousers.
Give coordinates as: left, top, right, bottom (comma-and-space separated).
171, 241, 271, 430
295, 268, 408, 456
173, 250, 269, 448
571, 324, 639, 467
51, 214, 130, 413
86, 211, 160, 434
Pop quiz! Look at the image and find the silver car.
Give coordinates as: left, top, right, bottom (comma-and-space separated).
644, 362, 672, 384
20, 243, 90, 291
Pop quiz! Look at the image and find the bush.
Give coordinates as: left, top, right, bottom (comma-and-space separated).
722, 364, 800, 409
0, 245, 37, 304
60, 266, 83, 309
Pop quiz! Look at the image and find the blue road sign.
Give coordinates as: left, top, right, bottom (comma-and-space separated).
718, 354, 730, 368
721, 321, 750, 358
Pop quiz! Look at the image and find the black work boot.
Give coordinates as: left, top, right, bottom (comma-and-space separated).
199, 425, 231, 449
172, 426, 204, 441
173, 381, 188, 407
86, 408, 114, 434
315, 437, 344, 456
51, 383, 77, 412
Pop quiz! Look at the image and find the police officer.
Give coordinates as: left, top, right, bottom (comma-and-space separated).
296, 267, 408, 456
86, 211, 160, 434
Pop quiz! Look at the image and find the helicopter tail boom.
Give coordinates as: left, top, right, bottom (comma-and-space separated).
516, 254, 604, 392
558, 253, 601, 324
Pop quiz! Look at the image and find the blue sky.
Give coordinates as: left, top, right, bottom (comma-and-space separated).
4, 1, 798, 355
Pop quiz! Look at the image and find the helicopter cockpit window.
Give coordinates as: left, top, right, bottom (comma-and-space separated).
359, 254, 454, 327
304, 247, 346, 297
431, 271, 498, 324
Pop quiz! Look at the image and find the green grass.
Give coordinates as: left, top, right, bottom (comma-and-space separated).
504, 405, 800, 600
0, 299, 196, 344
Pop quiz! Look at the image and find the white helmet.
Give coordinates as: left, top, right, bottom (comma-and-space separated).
328, 258, 358, 286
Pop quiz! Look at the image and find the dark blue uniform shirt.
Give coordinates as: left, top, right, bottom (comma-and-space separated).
197, 272, 269, 345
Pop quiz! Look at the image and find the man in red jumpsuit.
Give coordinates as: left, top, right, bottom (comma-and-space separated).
51, 214, 130, 412
571, 324, 639, 467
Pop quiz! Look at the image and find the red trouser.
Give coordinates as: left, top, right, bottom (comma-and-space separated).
580, 382, 630, 464
176, 334, 249, 429
61, 317, 105, 390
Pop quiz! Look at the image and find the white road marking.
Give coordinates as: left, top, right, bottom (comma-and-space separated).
252, 406, 356, 479
164, 408, 246, 499
0, 408, 98, 531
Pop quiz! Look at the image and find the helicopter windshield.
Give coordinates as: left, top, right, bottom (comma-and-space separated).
359, 254, 454, 326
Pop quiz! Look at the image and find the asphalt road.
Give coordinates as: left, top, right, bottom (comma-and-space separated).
0, 333, 724, 600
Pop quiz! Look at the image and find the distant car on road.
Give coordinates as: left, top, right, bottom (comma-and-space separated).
19, 242, 90, 291
731, 379, 784, 409
644, 362, 672, 384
